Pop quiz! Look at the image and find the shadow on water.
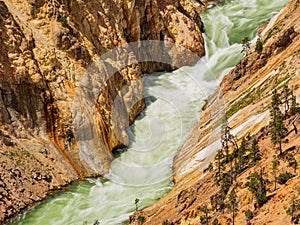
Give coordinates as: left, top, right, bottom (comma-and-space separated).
8, 0, 290, 224
112, 73, 163, 158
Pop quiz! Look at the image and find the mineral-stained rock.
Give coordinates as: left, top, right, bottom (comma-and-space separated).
129, 0, 300, 224
0, 0, 204, 221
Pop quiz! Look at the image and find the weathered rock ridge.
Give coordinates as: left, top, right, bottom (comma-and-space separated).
130, 0, 300, 224
0, 0, 205, 222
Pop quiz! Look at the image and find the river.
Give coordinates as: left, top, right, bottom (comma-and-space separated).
9, 0, 289, 224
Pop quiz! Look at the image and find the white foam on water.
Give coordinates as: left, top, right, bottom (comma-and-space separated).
10, 0, 290, 224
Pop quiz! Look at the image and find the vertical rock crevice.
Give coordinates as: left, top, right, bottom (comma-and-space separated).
0, 0, 205, 221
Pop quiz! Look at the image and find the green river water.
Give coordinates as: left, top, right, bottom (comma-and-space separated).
8, 0, 289, 224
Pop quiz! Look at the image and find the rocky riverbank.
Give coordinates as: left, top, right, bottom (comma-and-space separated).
129, 0, 300, 224
0, 0, 205, 222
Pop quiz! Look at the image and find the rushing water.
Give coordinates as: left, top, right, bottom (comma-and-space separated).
9, 0, 289, 224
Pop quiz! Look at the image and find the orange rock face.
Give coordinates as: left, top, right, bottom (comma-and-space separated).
129, 0, 300, 224
0, 0, 204, 222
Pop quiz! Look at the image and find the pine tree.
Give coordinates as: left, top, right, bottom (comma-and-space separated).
281, 84, 292, 118
234, 137, 248, 176
270, 89, 287, 154
214, 149, 225, 185
221, 115, 231, 163
290, 93, 300, 116
221, 173, 231, 201
212, 218, 220, 225
242, 37, 251, 55
211, 192, 226, 213
135, 198, 140, 211
255, 37, 263, 53
286, 196, 300, 223
221, 116, 239, 183
210, 194, 219, 212
290, 92, 299, 134
199, 204, 210, 225
245, 209, 254, 225
246, 169, 268, 207
228, 189, 238, 225
287, 154, 298, 174
249, 138, 261, 166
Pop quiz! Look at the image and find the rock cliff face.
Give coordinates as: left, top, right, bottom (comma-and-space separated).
0, 0, 204, 222
130, 0, 300, 224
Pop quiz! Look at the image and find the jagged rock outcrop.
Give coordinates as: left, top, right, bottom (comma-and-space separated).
0, 0, 205, 222
129, 0, 300, 224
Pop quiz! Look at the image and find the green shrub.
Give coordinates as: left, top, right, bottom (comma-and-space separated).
212, 218, 220, 225
246, 171, 268, 206
255, 37, 263, 53
60, 16, 68, 27
245, 209, 254, 224
277, 172, 294, 185
162, 220, 169, 225
138, 215, 146, 224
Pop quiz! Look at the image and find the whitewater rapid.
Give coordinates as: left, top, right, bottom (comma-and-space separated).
9, 0, 289, 224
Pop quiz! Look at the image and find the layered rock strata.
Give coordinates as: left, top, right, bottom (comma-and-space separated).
0, 0, 205, 221
130, 0, 300, 224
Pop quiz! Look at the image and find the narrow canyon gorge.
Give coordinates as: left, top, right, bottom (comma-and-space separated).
0, 0, 204, 222
0, 0, 300, 224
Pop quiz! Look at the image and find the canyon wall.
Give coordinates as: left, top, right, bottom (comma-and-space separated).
0, 0, 205, 221
130, 0, 300, 224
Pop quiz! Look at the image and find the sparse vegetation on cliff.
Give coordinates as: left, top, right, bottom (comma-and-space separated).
287, 195, 300, 223
210, 80, 300, 222
242, 37, 251, 55
270, 89, 287, 154
129, 0, 300, 223
138, 215, 146, 224
0, 0, 206, 222
255, 37, 263, 53
246, 170, 269, 207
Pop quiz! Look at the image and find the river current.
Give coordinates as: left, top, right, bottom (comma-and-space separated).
9, 0, 289, 224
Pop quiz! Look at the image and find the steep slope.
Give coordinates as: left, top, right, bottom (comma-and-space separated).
0, 0, 205, 222
129, 0, 300, 224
